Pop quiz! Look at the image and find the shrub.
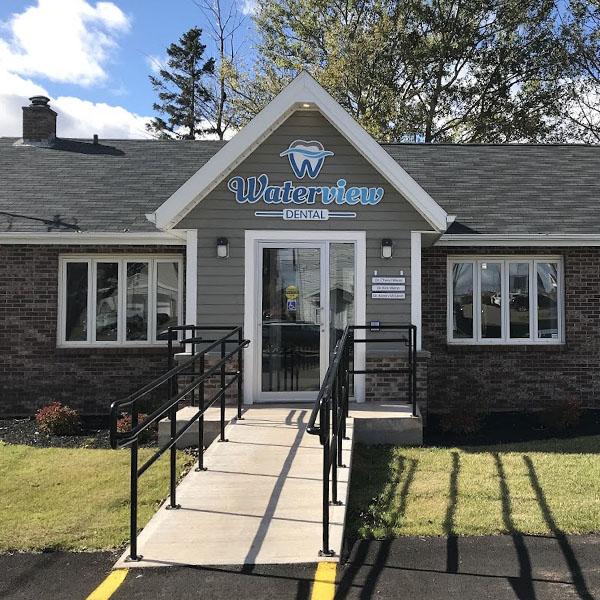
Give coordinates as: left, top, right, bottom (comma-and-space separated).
116, 413, 156, 443
537, 397, 583, 432
35, 402, 80, 436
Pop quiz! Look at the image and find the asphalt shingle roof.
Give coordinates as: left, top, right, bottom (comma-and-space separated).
1, 136, 599, 235
0, 137, 226, 233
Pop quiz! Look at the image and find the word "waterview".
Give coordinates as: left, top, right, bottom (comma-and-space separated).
228, 174, 384, 206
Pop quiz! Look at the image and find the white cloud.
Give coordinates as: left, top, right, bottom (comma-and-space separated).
0, 0, 152, 139
54, 96, 151, 138
0, 0, 129, 86
0, 69, 152, 139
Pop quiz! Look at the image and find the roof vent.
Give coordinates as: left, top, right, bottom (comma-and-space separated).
22, 96, 57, 145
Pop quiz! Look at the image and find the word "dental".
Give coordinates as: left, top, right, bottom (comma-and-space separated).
228, 174, 384, 206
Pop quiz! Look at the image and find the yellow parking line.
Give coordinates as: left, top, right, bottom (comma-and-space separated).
311, 562, 337, 600
85, 569, 128, 600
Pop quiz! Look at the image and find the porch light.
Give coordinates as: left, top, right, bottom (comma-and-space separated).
381, 238, 393, 259
216, 237, 229, 258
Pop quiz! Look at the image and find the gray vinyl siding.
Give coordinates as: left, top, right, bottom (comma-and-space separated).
178, 110, 434, 328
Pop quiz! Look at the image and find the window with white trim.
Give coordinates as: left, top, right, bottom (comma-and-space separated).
447, 257, 563, 344
58, 256, 183, 346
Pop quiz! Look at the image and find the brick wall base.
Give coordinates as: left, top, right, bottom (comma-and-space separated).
364, 353, 428, 411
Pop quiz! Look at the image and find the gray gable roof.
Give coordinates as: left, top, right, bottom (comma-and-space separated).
0, 137, 226, 233
384, 144, 600, 235
1, 136, 599, 235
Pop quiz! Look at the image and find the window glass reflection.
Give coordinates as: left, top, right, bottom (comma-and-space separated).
156, 262, 179, 340
96, 262, 119, 341
452, 263, 473, 338
537, 263, 559, 339
509, 263, 530, 338
262, 248, 321, 392
329, 243, 354, 353
65, 262, 88, 341
126, 262, 149, 341
481, 262, 502, 338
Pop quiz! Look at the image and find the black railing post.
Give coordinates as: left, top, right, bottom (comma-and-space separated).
320, 398, 333, 557
196, 353, 207, 472
167, 371, 180, 510
128, 404, 140, 561
331, 382, 338, 506
219, 339, 228, 442
237, 327, 244, 420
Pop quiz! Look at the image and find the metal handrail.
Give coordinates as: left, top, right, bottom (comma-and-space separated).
307, 323, 418, 556
109, 325, 250, 562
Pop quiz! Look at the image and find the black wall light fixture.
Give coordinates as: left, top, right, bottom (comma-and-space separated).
217, 237, 229, 258
381, 238, 393, 259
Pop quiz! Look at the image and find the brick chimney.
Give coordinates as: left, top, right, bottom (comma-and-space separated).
22, 96, 57, 144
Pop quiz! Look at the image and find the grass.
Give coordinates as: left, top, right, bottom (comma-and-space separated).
347, 436, 600, 539
0, 443, 194, 552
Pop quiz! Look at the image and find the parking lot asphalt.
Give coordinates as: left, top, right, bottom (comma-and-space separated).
3, 535, 600, 600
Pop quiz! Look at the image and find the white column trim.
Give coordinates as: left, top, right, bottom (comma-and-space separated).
185, 230, 198, 326
410, 231, 422, 351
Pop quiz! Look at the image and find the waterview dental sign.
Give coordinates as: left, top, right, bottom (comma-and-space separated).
227, 140, 384, 220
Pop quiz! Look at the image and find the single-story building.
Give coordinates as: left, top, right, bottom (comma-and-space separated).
2, 73, 599, 419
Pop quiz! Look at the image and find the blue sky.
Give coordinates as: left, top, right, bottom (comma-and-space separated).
0, 0, 256, 138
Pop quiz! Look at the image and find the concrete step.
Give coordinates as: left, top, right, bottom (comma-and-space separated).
350, 402, 423, 445
158, 406, 239, 448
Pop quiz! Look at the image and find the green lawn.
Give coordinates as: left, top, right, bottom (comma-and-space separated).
0, 443, 194, 552
348, 436, 600, 539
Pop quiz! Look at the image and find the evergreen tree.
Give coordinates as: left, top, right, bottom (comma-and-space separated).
147, 27, 215, 140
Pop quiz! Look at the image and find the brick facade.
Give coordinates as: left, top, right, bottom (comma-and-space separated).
0, 245, 184, 416
422, 246, 600, 415
365, 353, 428, 410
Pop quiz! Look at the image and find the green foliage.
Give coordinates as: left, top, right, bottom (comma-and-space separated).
35, 402, 80, 436
245, 0, 579, 142
147, 27, 215, 140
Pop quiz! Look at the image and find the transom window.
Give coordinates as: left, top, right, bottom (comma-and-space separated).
447, 257, 563, 345
58, 256, 183, 346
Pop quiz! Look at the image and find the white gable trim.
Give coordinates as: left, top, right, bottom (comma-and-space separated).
151, 72, 447, 232
437, 234, 600, 247
0, 231, 186, 245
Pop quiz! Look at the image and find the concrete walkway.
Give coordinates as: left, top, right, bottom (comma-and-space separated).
115, 406, 353, 568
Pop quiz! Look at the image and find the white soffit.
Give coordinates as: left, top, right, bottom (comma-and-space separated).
151, 72, 447, 232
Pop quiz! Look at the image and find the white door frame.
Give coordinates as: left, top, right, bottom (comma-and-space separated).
244, 230, 366, 404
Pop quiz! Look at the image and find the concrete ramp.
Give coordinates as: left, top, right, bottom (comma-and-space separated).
115, 406, 353, 568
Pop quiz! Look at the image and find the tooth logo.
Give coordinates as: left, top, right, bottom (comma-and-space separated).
279, 140, 334, 179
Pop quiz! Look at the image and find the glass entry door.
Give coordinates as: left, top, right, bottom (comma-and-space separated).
259, 242, 355, 401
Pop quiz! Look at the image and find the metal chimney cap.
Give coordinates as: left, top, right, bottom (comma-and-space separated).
29, 96, 51, 107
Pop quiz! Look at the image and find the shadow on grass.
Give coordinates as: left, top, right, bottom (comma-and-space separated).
342, 443, 597, 600
524, 455, 595, 600
494, 452, 536, 600
338, 450, 417, 599
443, 451, 460, 573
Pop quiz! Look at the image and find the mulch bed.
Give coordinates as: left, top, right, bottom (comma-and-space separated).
0, 418, 113, 449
